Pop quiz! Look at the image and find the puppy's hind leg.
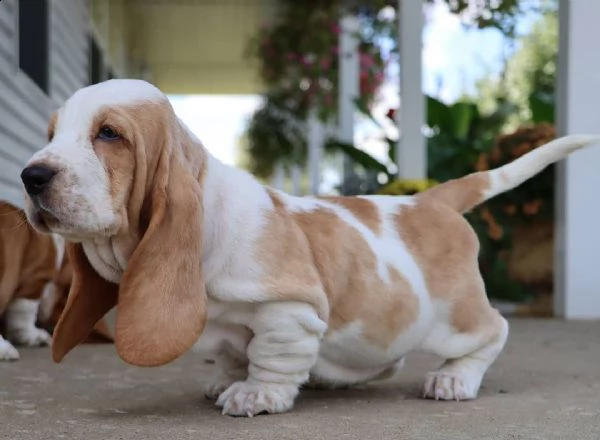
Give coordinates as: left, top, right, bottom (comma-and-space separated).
420, 277, 509, 401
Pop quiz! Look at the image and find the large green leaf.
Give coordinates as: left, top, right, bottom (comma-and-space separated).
449, 102, 476, 140
324, 140, 389, 174
529, 92, 555, 123
427, 96, 477, 140
353, 96, 383, 129
427, 96, 453, 132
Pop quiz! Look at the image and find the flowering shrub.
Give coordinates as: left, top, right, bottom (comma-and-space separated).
249, 2, 389, 122
473, 122, 556, 240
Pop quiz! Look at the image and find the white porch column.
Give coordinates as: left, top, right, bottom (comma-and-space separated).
291, 164, 302, 196
396, 0, 426, 179
555, 0, 600, 319
308, 109, 324, 195
270, 163, 285, 190
338, 14, 360, 188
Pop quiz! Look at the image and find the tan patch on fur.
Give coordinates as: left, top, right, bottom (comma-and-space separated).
0, 202, 57, 313
262, 189, 328, 319
47, 111, 58, 141
319, 196, 381, 234
260, 192, 418, 348
420, 172, 491, 214
395, 199, 496, 333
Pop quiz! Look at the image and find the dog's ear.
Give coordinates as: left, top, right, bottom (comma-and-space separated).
52, 156, 206, 367
113, 146, 207, 367
51, 243, 118, 362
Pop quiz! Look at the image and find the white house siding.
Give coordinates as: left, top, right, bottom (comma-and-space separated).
50, 0, 90, 103
0, 0, 90, 209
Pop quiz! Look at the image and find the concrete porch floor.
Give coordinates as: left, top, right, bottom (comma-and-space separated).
1, 318, 599, 440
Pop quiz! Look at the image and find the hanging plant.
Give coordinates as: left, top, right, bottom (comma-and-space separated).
243, 0, 525, 177
249, 1, 390, 123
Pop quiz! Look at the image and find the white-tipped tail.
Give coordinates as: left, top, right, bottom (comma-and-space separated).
484, 134, 600, 201
420, 134, 600, 213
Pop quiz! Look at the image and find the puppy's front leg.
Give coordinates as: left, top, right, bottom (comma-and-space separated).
216, 302, 326, 417
4, 299, 52, 347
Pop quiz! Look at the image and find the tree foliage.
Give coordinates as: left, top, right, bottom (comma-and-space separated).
243, 0, 526, 177
476, 2, 558, 126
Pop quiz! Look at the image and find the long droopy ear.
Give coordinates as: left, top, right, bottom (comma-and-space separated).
52, 141, 207, 367
52, 243, 118, 362
114, 150, 206, 367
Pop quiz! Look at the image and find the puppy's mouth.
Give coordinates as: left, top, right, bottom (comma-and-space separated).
27, 203, 59, 233
28, 202, 120, 242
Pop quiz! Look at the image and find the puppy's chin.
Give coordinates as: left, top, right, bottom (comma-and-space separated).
25, 205, 82, 240
24, 207, 52, 234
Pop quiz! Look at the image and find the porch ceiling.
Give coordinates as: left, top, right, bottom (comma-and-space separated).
128, 0, 279, 95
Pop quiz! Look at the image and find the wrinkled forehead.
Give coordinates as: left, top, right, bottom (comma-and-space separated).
51, 79, 167, 135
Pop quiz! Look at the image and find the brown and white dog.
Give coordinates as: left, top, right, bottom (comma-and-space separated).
19, 79, 600, 416
0, 201, 62, 360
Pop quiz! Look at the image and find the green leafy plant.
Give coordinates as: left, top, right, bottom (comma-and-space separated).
243, 0, 526, 176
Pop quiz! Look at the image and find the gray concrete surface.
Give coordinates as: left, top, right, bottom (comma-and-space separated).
1, 318, 600, 440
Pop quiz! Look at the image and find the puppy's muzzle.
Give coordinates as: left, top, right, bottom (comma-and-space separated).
21, 165, 57, 196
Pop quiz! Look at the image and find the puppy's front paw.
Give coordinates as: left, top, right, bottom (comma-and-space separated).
8, 327, 52, 347
422, 371, 478, 401
0, 339, 20, 361
204, 370, 247, 401
215, 381, 298, 417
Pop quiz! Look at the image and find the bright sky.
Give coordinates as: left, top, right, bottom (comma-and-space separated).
169, 1, 542, 168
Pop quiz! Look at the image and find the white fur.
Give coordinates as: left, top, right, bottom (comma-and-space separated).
0, 336, 19, 361
4, 299, 52, 348
484, 134, 600, 201
24, 80, 599, 417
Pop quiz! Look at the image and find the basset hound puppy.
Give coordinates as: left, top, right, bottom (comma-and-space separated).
19, 79, 600, 416
0, 201, 62, 360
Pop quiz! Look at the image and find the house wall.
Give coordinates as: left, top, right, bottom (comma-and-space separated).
91, 0, 134, 79
0, 0, 91, 209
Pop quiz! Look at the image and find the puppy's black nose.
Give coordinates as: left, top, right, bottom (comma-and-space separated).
21, 165, 56, 196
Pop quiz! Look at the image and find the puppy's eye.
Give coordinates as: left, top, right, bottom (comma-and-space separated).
97, 126, 121, 141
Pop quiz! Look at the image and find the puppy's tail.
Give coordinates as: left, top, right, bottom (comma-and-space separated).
418, 134, 600, 214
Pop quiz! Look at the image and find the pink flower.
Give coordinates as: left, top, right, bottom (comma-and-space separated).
359, 52, 375, 68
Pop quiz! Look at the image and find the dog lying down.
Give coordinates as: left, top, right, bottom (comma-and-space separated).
19, 79, 600, 417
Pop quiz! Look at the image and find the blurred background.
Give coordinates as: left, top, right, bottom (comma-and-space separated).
0, 0, 589, 317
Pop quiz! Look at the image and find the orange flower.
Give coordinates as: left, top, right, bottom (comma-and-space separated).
490, 147, 502, 163
522, 199, 542, 216
512, 143, 531, 158
480, 207, 503, 240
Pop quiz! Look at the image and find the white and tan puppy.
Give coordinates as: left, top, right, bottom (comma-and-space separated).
19, 79, 599, 416
0, 201, 63, 360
